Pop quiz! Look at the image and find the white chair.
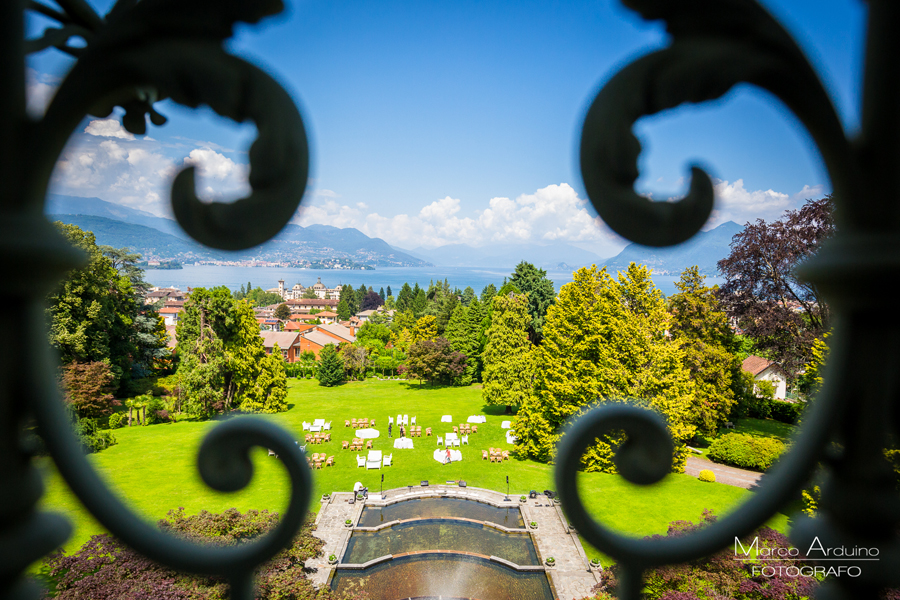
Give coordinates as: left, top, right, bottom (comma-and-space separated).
397, 414, 402, 427
437, 436, 443, 446
302, 422, 310, 431
268, 449, 277, 457
461, 435, 468, 446
403, 414, 409, 426
383, 453, 392, 467
324, 421, 331, 430
356, 455, 365, 468
389, 416, 394, 425
411, 416, 416, 425
299, 444, 307, 454
452, 438, 460, 448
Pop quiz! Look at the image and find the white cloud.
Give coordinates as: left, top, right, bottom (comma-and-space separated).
295, 183, 620, 251
26, 69, 60, 118
49, 119, 249, 216
705, 179, 828, 228
85, 119, 136, 140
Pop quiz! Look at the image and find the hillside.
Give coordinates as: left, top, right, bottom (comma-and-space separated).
602, 221, 742, 275
46, 194, 430, 266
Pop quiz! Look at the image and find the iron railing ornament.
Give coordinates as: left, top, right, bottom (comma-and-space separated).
563, 0, 900, 598
2, 0, 313, 598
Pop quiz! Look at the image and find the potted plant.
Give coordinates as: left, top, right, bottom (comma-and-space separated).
553, 497, 561, 505
519, 495, 527, 503
545, 556, 555, 567
568, 525, 577, 533
322, 493, 331, 501
344, 519, 353, 527
529, 521, 538, 529
328, 554, 338, 565
589, 558, 602, 569
357, 493, 365, 502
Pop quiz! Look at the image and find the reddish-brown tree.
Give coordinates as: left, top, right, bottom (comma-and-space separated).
60, 361, 120, 418
717, 196, 834, 376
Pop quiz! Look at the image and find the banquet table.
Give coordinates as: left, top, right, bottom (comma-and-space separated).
466, 415, 486, 423
501, 421, 512, 429
393, 437, 414, 449
356, 428, 380, 439
441, 415, 452, 423
433, 448, 462, 463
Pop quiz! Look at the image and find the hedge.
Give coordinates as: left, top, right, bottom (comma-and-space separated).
707, 432, 785, 471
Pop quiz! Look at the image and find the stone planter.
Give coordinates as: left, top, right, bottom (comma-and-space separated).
344, 520, 353, 528
328, 555, 338, 565
529, 521, 538, 530
545, 558, 555, 568
519, 496, 527, 503
589, 560, 602, 570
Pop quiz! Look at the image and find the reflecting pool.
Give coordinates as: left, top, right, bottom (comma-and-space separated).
358, 497, 524, 529
331, 553, 553, 600
344, 519, 539, 565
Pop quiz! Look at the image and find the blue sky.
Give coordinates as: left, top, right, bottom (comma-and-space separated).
29, 0, 865, 257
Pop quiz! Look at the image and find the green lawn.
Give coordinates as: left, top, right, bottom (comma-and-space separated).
728, 417, 797, 440
38, 378, 791, 566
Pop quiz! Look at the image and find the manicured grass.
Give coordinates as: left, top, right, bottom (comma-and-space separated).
728, 417, 796, 440
38, 379, 791, 567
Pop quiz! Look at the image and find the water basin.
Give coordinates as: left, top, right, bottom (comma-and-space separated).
330, 553, 553, 600
358, 497, 524, 529
344, 519, 539, 565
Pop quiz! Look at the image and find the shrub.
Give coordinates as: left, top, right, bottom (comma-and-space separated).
698, 469, 716, 483
44, 509, 331, 599
707, 432, 784, 471
592, 511, 819, 600
769, 399, 803, 424
145, 396, 171, 425
75, 417, 117, 453
108, 412, 126, 429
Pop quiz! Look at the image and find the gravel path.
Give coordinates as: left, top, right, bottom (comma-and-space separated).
685, 456, 762, 489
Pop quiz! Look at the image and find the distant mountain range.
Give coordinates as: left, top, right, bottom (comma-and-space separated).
45, 194, 741, 274
398, 220, 741, 275
401, 242, 608, 270
47, 194, 429, 267
602, 221, 742, 275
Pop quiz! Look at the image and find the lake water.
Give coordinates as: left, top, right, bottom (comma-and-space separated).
145, 265, 723, 297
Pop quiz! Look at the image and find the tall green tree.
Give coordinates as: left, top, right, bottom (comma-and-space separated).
274, 303, 291, 321
509, 261, 556, 344
482, 293, 533, 411
239, 345, 288, 413
49, 223, 166, 390
339, 284, 359, 315
411, 287, 427, 317
445, 301, 482, 384
516, 264, 695, 471
316, 344, 345, 386
668, 266, 741, 434
336, 298, 351, 321
176, 325, 228, 417
396, 283, 412, 311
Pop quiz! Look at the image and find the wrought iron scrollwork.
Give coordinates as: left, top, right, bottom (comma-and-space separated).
564, 0, 900, 598
1, 0, 313, 598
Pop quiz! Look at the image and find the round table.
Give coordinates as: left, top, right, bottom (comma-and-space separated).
356, 428, 380, 439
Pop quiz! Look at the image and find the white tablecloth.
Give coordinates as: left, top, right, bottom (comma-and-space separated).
467, 415, 486, 423
441, 415, 452, 422
433, 449, 462, 463
501, 421, 512, 429
356, 428, 380, 439
506, 431, 517, 444
393, 437, 414, 449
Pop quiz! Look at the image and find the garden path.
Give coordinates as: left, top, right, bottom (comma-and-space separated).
685, 456, 762, 489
